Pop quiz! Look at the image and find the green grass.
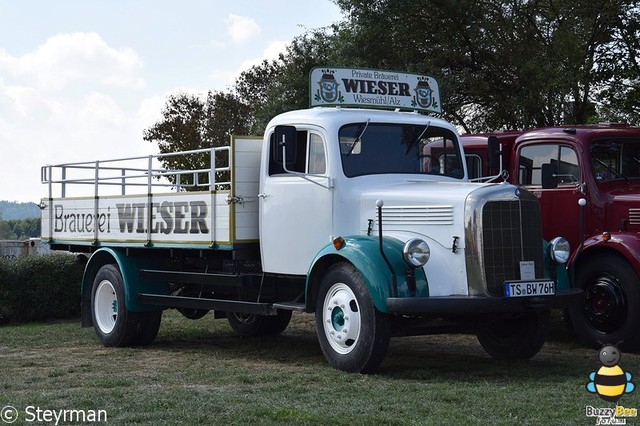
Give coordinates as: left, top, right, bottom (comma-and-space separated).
0, 311, 638, 425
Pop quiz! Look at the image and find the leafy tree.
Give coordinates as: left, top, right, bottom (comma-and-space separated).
237, 0, 638, 132
143, 91, 253, 189
235, 29, 342, 133
596, 3, 640, 123
6, 218, 40, 239
0, 220, 16, 240
148, 0, 638, 150
330, 0, 639, 131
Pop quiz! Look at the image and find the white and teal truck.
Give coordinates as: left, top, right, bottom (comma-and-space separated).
40, 68, 581, 373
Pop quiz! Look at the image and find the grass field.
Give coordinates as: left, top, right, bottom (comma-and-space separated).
0, 310, 638, 425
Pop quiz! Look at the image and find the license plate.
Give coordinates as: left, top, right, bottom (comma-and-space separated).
504, 280, 555, 297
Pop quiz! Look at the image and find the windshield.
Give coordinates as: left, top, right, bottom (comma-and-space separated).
339, 123, 464, 178
591, 138, 640, 183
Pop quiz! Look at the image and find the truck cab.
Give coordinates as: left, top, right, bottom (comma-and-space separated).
462, 124, 640, 351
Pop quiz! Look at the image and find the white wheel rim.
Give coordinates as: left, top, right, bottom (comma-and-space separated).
322, 283, 361, 354
94, 280, 118, 334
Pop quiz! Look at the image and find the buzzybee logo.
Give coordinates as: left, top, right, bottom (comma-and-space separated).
585, 345, 637, 425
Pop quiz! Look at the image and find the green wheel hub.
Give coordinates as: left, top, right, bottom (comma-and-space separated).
331, 307, 345, 331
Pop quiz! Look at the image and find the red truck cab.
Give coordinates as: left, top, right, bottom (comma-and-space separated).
462, 125, 640, 351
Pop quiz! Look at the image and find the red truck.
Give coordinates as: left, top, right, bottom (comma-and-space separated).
462, 125, 640, 351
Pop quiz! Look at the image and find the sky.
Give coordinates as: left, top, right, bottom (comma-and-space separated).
0, 0, 343, 203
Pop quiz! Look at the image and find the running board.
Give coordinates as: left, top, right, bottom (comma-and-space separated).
138, 294, 306, 315
138, 294, 276, 315
272, 302, 306, 311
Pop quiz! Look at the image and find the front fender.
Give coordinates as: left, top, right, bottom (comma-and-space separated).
307, 235, 428, 313
574, 232, 640, 272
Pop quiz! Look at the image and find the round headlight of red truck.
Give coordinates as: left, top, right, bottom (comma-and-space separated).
403, 238, 430, 268
549, 237, 570, 264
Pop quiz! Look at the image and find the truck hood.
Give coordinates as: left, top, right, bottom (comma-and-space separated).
358, 179, 507, 250
361, 179, 491, 208
606, 183, 640, 231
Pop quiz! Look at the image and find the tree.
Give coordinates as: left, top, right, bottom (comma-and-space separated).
143, 91, 253, 189
235, 29, 342, 133
0, 220, 16, 240
149, 0, 638, 147
330, 0, 639, 131
596, 3, 640, 124
6, 218, 40, 239
237, 0, 639, 132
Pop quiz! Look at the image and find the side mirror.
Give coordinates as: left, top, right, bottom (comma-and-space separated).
273, 125, 297, 167
487, 136, 500, 169
541, 163, 558, 189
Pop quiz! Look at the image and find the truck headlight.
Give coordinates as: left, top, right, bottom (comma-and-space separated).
403, 238, 430, 268
548, 237, 570, 264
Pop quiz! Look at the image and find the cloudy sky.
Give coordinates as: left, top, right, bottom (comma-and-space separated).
0, 0, 343, 203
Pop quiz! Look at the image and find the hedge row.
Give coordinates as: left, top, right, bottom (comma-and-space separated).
0, 254, 83, 324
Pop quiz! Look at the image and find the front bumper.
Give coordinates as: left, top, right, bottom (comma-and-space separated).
386, 288, 583, 315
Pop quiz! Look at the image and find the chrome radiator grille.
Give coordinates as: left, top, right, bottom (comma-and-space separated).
481, 199, 544, 296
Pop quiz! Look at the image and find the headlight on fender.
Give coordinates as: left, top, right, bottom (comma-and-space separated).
549, 237, 570, 264
403, 238, 430, 268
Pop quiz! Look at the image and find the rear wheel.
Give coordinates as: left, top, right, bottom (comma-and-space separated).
315, 263, 390, 373
227, 310, 292, 337
569, 255, 640, 351
134, 310, 162, 345
177, 307, 209, 320
264, 310, 293, 335
476, 311, 550, 359
91, 264, 161, 347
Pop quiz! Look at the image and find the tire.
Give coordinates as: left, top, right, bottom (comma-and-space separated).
476, 311, 550, 359
177, 307, 210, 320
315, 263, 391, 373
569, 255, 640, 351
264, 310, 293, 335
227, 311, 292, 337
133, 311, 162, 346
91, 264, 161, 347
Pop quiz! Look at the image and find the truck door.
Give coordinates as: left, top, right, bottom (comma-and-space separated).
259, 128, 333, 275
517, 143, 583, 248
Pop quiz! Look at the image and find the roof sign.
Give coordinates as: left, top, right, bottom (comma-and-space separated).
310, 67, 441, 113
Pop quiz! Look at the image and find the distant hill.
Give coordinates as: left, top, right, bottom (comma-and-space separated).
0, 201, 41, 220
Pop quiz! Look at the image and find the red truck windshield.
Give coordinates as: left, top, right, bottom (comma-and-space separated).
591, 138, 640, 183
339, 123, 464, 178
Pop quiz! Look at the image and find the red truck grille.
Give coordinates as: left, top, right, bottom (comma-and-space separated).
481, 199, 544, 296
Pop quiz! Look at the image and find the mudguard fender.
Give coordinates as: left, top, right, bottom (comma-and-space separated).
306, 235, 428, 313
81, 248, 166, 326
575, 233, 640, 273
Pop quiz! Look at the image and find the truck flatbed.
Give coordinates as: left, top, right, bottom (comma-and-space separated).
41, 136, 261, 251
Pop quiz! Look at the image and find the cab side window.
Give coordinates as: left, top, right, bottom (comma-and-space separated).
269, 130, 326, 176
519, 144, 579, 186
307, 133, 326, 175
269, 130, 307, 175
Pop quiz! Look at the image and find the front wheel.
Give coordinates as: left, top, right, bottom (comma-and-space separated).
476, 311, 550, 359
569, 255, 640, 351
315, 263, 390, 373
91, 264, 161, 347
